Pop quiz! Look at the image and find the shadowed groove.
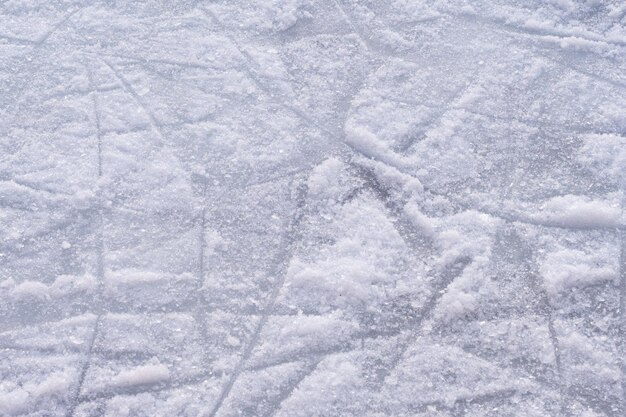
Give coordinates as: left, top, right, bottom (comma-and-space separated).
65, 63, 107, 417
263, 357, 323, 417
618, 230, 626, 412
202, 179, 310, 417
371, 257, 472, 388
100, 59, 165, 148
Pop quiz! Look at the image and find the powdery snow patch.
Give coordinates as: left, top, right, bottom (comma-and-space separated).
110, 360, 171, 389
0, 389, 29, 416
105, 269, 194, 285
433, 256, 496, 323
558, 326, 622, 387
286, 256, 387, 311
531, 195, 622, 228
281, 197, 407, 312
102, 378, 224, 417
307, 157, 354, 202
204, 228, 230, 257
50, 273, 98, 295
577, 133, 626, 181
403, 200, 437, 238
248, 312, 360, 367
433, 210, 502, 266
5, 274, 97, 302
10, 281, 50, 301
539, 247, 618, 297
0, 371, 73, 416
344, 123, 411, 170
358, 157, 424, 196
435, 288, 479, 323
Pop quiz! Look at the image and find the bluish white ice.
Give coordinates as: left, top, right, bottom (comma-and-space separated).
0, 1, 625, 416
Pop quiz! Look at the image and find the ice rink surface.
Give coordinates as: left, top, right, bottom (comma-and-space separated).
0, 1, 625, 416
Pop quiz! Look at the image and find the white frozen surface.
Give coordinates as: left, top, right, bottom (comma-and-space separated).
1, 1, 625, 416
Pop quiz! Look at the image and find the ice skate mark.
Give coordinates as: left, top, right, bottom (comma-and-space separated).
372, 257, 472, 387
89, 401, 107, 417
34, 9, 82, 48
546, 316, 567, 416
6, 177, 76, 197
376, 387, 520, 415
202, 181, 309, 417
1, 8, 84, 129
76, 369, 225, 404
397, 70, 483, 154
262, 357, 323, 417
203, 6, 393, 168
66, 63, 107, 417
0, 33, 34, 45
243, 332, 377, 374
198, 205, 207, 291
86, 65, 103, 177
103, 202, 197, 223
70, 400, 106, 417
419, 186, 625, 232
65, 315, 102, 417
395, 98, 458, 154
0, 178, 75, 209
537, 51, 626, 92
107, 53, 218, 71
239, 164, 320, 189
337, 182, 366, 206
456, 107, 624, 137
440, 388, 520, 414
566, 383, 624, 417
242, 323, 418, 375
0, 198, 47, 211
101, 59, 165, 147
450, 11, 626, 49
195, 160, 326, 192
452, 402, 466, 417
192, 176, 215, 368
80, 54, 228, 107
612, 7, 626, 23
332, 0, 424, 63
99, 124, 153, 137
453, 332, 610, 416
498, 28, 621, 59
245, 347, 343, 375
618, 229, 626, 412
331, 0, 375, 54
92, 349, 156, 362
63, 214, 103, 407
346, 161, 430, 250
98, 301, 200, 317
503, 229, 569, 415
99, 58, 244, 103
201, 6, 354, 139
0, 344, 83, 356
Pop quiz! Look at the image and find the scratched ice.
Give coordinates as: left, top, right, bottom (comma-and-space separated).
0, 1, 625, 416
